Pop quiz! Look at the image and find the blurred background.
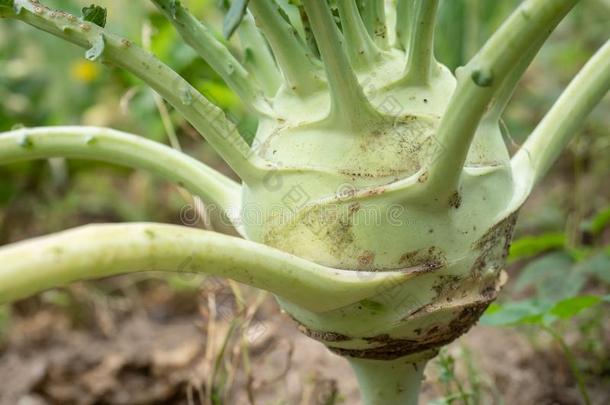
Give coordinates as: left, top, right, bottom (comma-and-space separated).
0, 0, 609, 404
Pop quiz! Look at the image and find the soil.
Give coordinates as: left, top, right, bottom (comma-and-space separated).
1, 278, 608, 405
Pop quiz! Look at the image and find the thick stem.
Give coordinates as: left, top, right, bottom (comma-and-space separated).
420, 0, 579, 203
150, 0, 267, 114
349, 357, 427, 405
359, 0, 388, 49
336, 0, 380, 70
463, 0, 482, 61
3, 0, 265, 181
513, 39, 610, 183
248, 0, 323, 96
301, 0, 380, 128
486, 32, 548, 123
395, 0, 416, 52
0, 223, 413, 313
238, 13, 282, 97
403, 0, 439, 85
0, 126, 240, 211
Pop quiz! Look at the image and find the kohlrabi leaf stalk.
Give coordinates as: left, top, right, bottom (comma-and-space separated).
0, 0, 608, 403
336, 0, 381, 70
248, 0, 324, 96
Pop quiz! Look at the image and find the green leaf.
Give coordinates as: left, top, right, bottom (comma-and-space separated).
0, 0, 14, 9
199, 80, 240, 109
480, 300, 548, 326
483, 295, 605, 328
223, 0, 249, 38
548, 295, 602, 320
216, 0, 231, 11
577, 252, 610, 284
0, 178, 15, 205
514, 252, 586, 303
581, 206, 610, 235
82, 4, 107, 28
508, 232, 565, 262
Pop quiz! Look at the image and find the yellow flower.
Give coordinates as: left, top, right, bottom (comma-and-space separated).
70, 60, 100, 83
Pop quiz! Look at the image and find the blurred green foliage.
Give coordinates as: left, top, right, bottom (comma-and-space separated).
483, 202, 610, 326
0, 305, 9, 346
0, 0, 246, 242
480, 203, 610, 404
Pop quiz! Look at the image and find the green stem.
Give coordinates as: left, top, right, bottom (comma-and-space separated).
153, 92, 182, 151
150, 0, 267, 114
421, 0, 579, 203
464, 0, 481, 61
360, 0, 388, 49
0, 223, 413, 313
0, 0, 264, 180
3, 0, 263, 181
542, 326, 592, 405
336, 0, 380, 70
403, 0, 439, 85
276, 0, 306, 40
301, 0, 379, 128
486, 33, 548, 123
238, 13, 282, 97
0, 126, 240, 211
248, 0, 323, 95
513, 39, 610, 183
349, 357, 427, 405
395, 0, 416, 52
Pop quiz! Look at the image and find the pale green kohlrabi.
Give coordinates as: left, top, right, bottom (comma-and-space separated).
0, 0, 608, 404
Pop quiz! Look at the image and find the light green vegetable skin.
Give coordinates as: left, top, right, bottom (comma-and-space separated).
0, 0, 608, 403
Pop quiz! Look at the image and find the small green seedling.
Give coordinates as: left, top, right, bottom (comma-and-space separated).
0, 0, 608, 403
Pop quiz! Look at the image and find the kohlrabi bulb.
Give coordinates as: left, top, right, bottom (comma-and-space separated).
241, 40, 517, 360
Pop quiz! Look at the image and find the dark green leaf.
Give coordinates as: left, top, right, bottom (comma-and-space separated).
216, 0, 231, 11
0, 0, 13, 9
0, 178, 15, 205
223, 0, 249, 38
82, 4, 107, 28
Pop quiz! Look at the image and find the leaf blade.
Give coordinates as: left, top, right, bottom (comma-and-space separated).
82, 4, 107, 28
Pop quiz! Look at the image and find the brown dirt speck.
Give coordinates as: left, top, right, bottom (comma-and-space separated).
399, 246, 446, 270
449, 191, 462, 209
348, 202, 361, 214
358, 251, 375, 267
298, 327, 351, 343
